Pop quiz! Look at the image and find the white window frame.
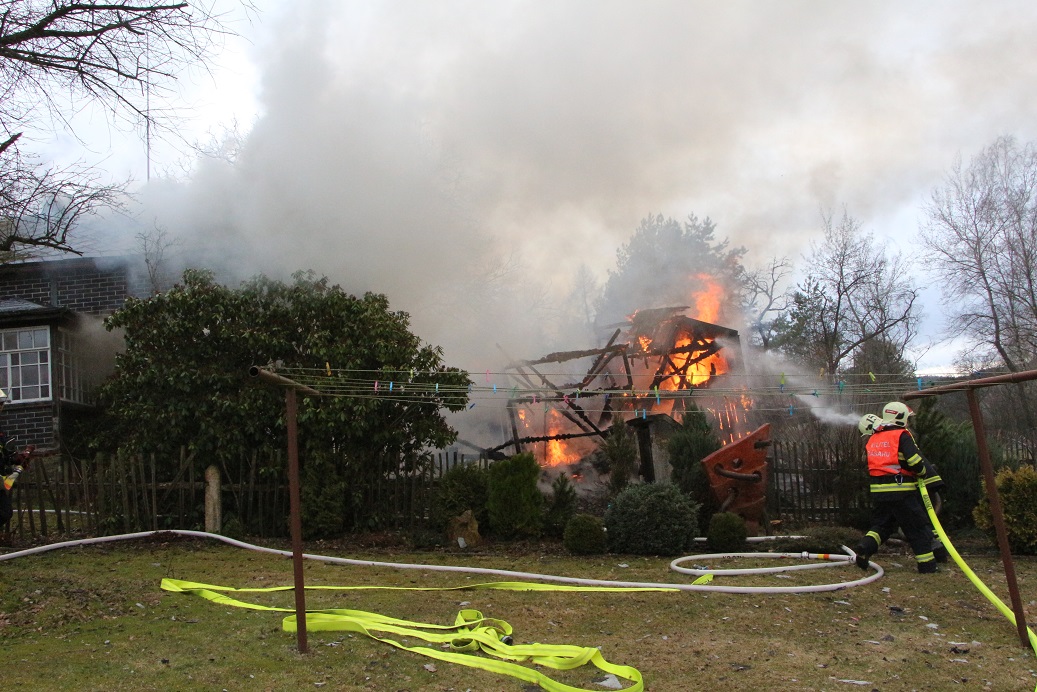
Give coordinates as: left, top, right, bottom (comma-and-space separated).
0, 326, 52, 403
55, 327, 91, 405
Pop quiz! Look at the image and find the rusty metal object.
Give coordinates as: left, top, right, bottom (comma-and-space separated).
700, 424, 771, 526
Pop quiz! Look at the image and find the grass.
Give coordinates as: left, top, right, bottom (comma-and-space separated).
0, 532, 1034, 691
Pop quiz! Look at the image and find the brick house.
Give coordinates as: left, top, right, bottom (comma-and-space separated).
0, 257, 148, 450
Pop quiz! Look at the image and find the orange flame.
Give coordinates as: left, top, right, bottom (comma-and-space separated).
691, 274, 723, 323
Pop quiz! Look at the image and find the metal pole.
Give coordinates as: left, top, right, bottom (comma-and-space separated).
965, 389, 1030, 648
286, 387, 308, 653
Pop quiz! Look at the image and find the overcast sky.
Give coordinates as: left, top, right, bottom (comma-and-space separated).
50, 0, 1037, 373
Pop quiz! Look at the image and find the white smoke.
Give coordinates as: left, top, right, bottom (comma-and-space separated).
88, 0, 1037, 376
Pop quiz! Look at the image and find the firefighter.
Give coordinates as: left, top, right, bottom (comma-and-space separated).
0, 389, 26, 526
854, 402, 941, 573
880, 401, 949, 563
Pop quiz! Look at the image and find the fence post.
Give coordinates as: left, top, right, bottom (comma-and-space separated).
205, 465, 222, 533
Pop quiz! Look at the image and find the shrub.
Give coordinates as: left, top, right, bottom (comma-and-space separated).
599, 421, 639, 496
563, 514, 607, 555
486, 452, 544, 538
544, 473, 578, 538
667, 406, 722, 525
973, 465, 1037, 555
604, 483, 699, 556
300, 452, 346, 538
706, 512, 747, 552
429, 463, 489, 532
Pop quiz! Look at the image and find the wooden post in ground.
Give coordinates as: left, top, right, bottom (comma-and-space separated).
204, 465, 222, 534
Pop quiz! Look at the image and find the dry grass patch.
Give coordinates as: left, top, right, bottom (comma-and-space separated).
0, 533, 1033, 690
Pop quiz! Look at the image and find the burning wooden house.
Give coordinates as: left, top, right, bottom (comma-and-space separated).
489, 305, 756, 480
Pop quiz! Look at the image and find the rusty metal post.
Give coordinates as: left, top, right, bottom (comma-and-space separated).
965, 389, 1031, 648
286, 387, 308, 653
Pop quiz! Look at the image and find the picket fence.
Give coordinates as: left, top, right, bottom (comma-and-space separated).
1, 437, 1032, 542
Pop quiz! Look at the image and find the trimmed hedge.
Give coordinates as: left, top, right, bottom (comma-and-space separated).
604, 483, 699, 556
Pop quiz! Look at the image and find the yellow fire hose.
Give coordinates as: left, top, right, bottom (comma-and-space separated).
160, 577, 702, 691
918, 483, 1037, 691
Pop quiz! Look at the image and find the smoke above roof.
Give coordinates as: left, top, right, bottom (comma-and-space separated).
101, 0, 1037, 371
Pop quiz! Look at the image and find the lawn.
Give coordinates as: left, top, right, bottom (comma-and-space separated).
0, 532, 1034, 691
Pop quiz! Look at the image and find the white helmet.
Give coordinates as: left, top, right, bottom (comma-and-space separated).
858, 413, 882, 437
882, 401, 914, 428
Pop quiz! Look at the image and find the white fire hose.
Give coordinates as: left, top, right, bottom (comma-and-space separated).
0, 530, 882, 593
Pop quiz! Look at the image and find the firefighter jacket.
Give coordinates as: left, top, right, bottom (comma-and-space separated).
865, 427, 929, 496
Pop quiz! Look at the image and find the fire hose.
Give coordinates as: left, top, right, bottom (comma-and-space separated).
917, 482, 1037, 692
1, 530, 881, 692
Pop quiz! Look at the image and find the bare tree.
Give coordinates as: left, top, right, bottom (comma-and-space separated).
739, 256, 791, 349
921, 135, 1037, 372
0, 1, 239, 255
774, 209, 920, 376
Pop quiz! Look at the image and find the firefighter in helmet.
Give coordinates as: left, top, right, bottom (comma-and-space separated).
0, 389, 28, 526
854, 401, 943, 573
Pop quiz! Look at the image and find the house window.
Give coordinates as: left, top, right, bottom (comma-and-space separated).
55, 328, 91, 405
0, 327, 51, 402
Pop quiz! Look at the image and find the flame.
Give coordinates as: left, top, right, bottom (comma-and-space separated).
691, 274, 723, 323
541, 409, 584, 467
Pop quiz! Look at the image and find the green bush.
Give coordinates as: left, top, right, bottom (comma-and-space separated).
430, 463, 489, 531
604, 483, 699, 556
600, 421, 639, 496
300, 452, 346, 538
706, 512, 747, 552
973, 465, 1037, 555
563, 514, 607, 555
486, 452, 544, 539
544, 473, 578, 538
667, 406, 722, 526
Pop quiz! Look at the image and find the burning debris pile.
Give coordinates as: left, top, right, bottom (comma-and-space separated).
487, 304, 754, 475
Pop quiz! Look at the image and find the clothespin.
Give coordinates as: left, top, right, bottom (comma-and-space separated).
325, 361, 332, 377
654, 386, 660, 404
374, 380, 379, 392
838, 380, 845, 393
389, 381, 394, 392
788, 405, 795, 416
917, 377, 923, 390
868, 372, 876, 382
812, 390, 819, 397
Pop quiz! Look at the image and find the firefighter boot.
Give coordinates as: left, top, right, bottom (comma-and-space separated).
917, 559, 938, 574
855, 534, 880, 571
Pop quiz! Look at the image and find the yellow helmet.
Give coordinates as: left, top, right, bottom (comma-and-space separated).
858, 413, 882, 437
882, 401, 914, 428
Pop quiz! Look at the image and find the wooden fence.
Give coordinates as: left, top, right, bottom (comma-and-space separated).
1, 449, 491, 542
2, 436, 1033, 542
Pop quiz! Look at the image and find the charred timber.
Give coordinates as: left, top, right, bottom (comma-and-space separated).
486, 429, 605, 455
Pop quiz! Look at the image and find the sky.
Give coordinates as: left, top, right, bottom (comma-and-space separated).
37, 0, 1037, 375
